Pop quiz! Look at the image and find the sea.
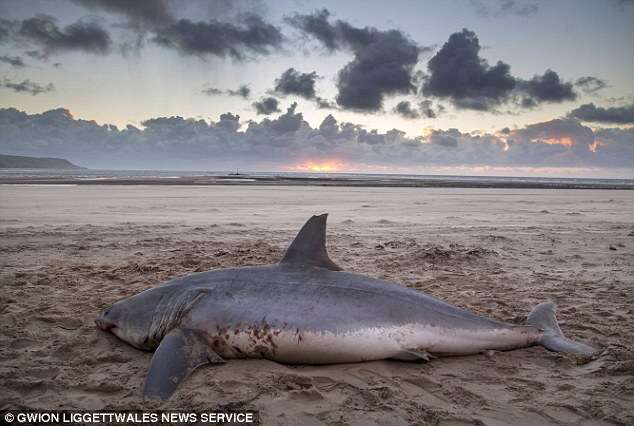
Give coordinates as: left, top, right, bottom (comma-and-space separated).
1, 168, 633, 189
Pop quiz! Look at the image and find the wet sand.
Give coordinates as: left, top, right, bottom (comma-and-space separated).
0, 185, 633, 425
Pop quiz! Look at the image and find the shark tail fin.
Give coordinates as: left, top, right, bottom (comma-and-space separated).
527, 302, 596, 356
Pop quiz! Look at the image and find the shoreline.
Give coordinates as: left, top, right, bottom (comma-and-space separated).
1, 174, 634, 190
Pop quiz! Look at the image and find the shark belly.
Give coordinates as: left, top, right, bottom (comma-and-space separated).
201, 322, 543, 364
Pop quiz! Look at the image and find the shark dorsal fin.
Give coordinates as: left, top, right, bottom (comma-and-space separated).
280, 214, 342, 271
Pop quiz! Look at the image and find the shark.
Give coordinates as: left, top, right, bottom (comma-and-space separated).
95, 214, 596, 400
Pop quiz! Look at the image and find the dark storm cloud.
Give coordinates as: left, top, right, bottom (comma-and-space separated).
285, 8, 338, 51
394, 101, 420, 119
272, 68, 335, 109
1, 107, 632, 170
422, 29, 576, 111
253, 96, 280, 115
422, 29, 516, 111
72, 0, 173, 28
335, 27, 420, 111
574, 76, 608, 94
72, 0, 280, 60
152, 14, 283, 60
287, 9, 422, 112
17, 14, 111, 57
1, 78, 54, 95
202, 84, 250, 98
0, 54, 25, 67
519, 70, 576, 105
568, 102, 634, 124
274, 68, 318, 99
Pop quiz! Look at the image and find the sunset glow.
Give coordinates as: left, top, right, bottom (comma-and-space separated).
541, 137, 574, 149
288, 160, 348, 172
588, 140, 604, 153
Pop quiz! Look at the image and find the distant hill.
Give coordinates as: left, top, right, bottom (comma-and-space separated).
0, 154, 85, 169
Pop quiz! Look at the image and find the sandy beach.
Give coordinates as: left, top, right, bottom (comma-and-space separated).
0, 185, 632, 425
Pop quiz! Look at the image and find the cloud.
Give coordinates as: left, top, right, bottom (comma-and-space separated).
422, 29, 516, 110
420, 100, 443, 118
470, 0, 540, 17
1, 79, 54, 95
0, 55, 25, 67
152, 14, 283, 60
508, 118, 593, 160
393, 99, 443, 119
519, 69, 576, 106
501, 118, 634, 168
201, 87, 223, 96
335, 28, 420, 111
0, 17, 17, 43
568, 102, 634, 124
274, 68, 318, 99
574, 76, 608, 94
272, 67, 333, 108
253, 96, 280, 115
315, 98, 335, 109
202, 84, 250, 98
72, 0, 172, 29
611, 0, 634, 9
429, 129, 460, 147
258, 102, 303, 133
2, 106, 632, 171
422, 29, 576, 111
227, 85, 251, 98
0, 25, 9, 43
17, 14, 112, 57
285, 9, 339, 51
73, 0, 280, 60
394, 101, 420, 119
287, 9, 421, 112
592, 127, 634, 166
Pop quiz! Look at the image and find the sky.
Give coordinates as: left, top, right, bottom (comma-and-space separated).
0, 0, 633, 176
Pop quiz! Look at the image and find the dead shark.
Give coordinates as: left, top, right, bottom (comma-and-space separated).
95, 214, 597, 400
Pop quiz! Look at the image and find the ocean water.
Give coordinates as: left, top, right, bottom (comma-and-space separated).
1, 168, 633, 189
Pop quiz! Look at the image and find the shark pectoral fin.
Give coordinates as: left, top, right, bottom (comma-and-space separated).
143, 328, 224, 401
392, 348, 434, 362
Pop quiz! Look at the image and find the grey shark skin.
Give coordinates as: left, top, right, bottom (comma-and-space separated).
95, 214, 597, 400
